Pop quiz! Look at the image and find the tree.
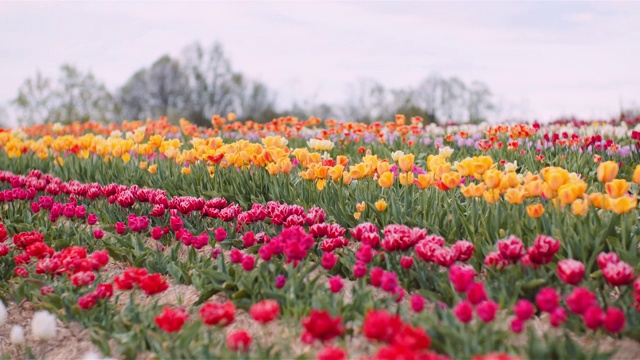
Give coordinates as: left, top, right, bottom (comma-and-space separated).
438, 77, 467, 122
342, 79, 389, 123
49, 64, 118, 124
13, 65, 117, 125
181, 42, 242, 126
390, 88, 437, 124
237, 78, 278, 123
118, 56, 191, 122
118, 69, 151, 121
466, 81, 494, 123
12, 71, 55, 126
147, 56, 190, 119
0, 104, 9, 128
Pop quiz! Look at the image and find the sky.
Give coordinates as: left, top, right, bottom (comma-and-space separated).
1, 1, 640, 125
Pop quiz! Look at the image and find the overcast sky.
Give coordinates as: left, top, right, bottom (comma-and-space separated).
1, 1, 640, 124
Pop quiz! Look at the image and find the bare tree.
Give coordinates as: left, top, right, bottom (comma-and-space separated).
49, 64, 117, 124
181, 42, 242, 126
147, 56, 190, 119
342, 78, 389, 123
415, 74, 442, 119
466, 81, 494, 123
118, 69, 150, 121
438, 77, 467, 122
0, 104, 9, 128
12, 65, 116, 125
237, 78, 278, 123
12, 71, 55, 126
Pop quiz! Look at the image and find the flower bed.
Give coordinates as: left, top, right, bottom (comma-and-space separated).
1, 115, 640, 359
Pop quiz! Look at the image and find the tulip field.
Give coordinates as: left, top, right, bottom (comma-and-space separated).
2, 114, 640, 359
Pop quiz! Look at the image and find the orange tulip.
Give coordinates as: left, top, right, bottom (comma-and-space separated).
526, 204, 544, 218
414, 173, 432, 189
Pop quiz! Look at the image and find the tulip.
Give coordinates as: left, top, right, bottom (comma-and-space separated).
605, 179, 630, 198
375, 199, 387, 212
397, 154, 415, 172
526, 203, 544, 218
398, 172, 414, 186
414, 173, 432, 189
31, 310, 57, 340
378, 171, 394, 188
10, 325, 25, 345
597, 161, 618, 182
633, 164, 640, 185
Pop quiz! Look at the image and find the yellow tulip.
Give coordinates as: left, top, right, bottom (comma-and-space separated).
329, 165, 345, 182
632, 165, 640, 185
266, 163, 279, 175
461, 183, 486, 198
524, 180, 544, 198
504, 187, 527, 204
499, 172, 520, 190
148, 164, 158, 174
278, 158, 293, 174
354, 212, 361, 220
557, 184, 580, 204
483, 189, 501, 204
375, 199, 388, 212
442, 172, 462, 189
378, 171, 394, 188
543, 167, 569, 191
483, 169, 502, 189
397, 154, 415, 172
342, 172, 353, 185
471, 156, 493, 175
605, 179, 630, 199
610, 195, 637, 214
597, 161, 619, 183
376, 161, 392, 176
399, 172, 414, 186
572, 198, 589, 216
316, 179, 326, 191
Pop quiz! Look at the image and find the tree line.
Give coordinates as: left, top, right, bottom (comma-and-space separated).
8, 41, 497, 127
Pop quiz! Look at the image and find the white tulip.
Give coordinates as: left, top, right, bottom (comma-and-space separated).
0, 300, 7, 326
10, 325, 25, 345
31, 310, 57, 340
81, 351, 102, 360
